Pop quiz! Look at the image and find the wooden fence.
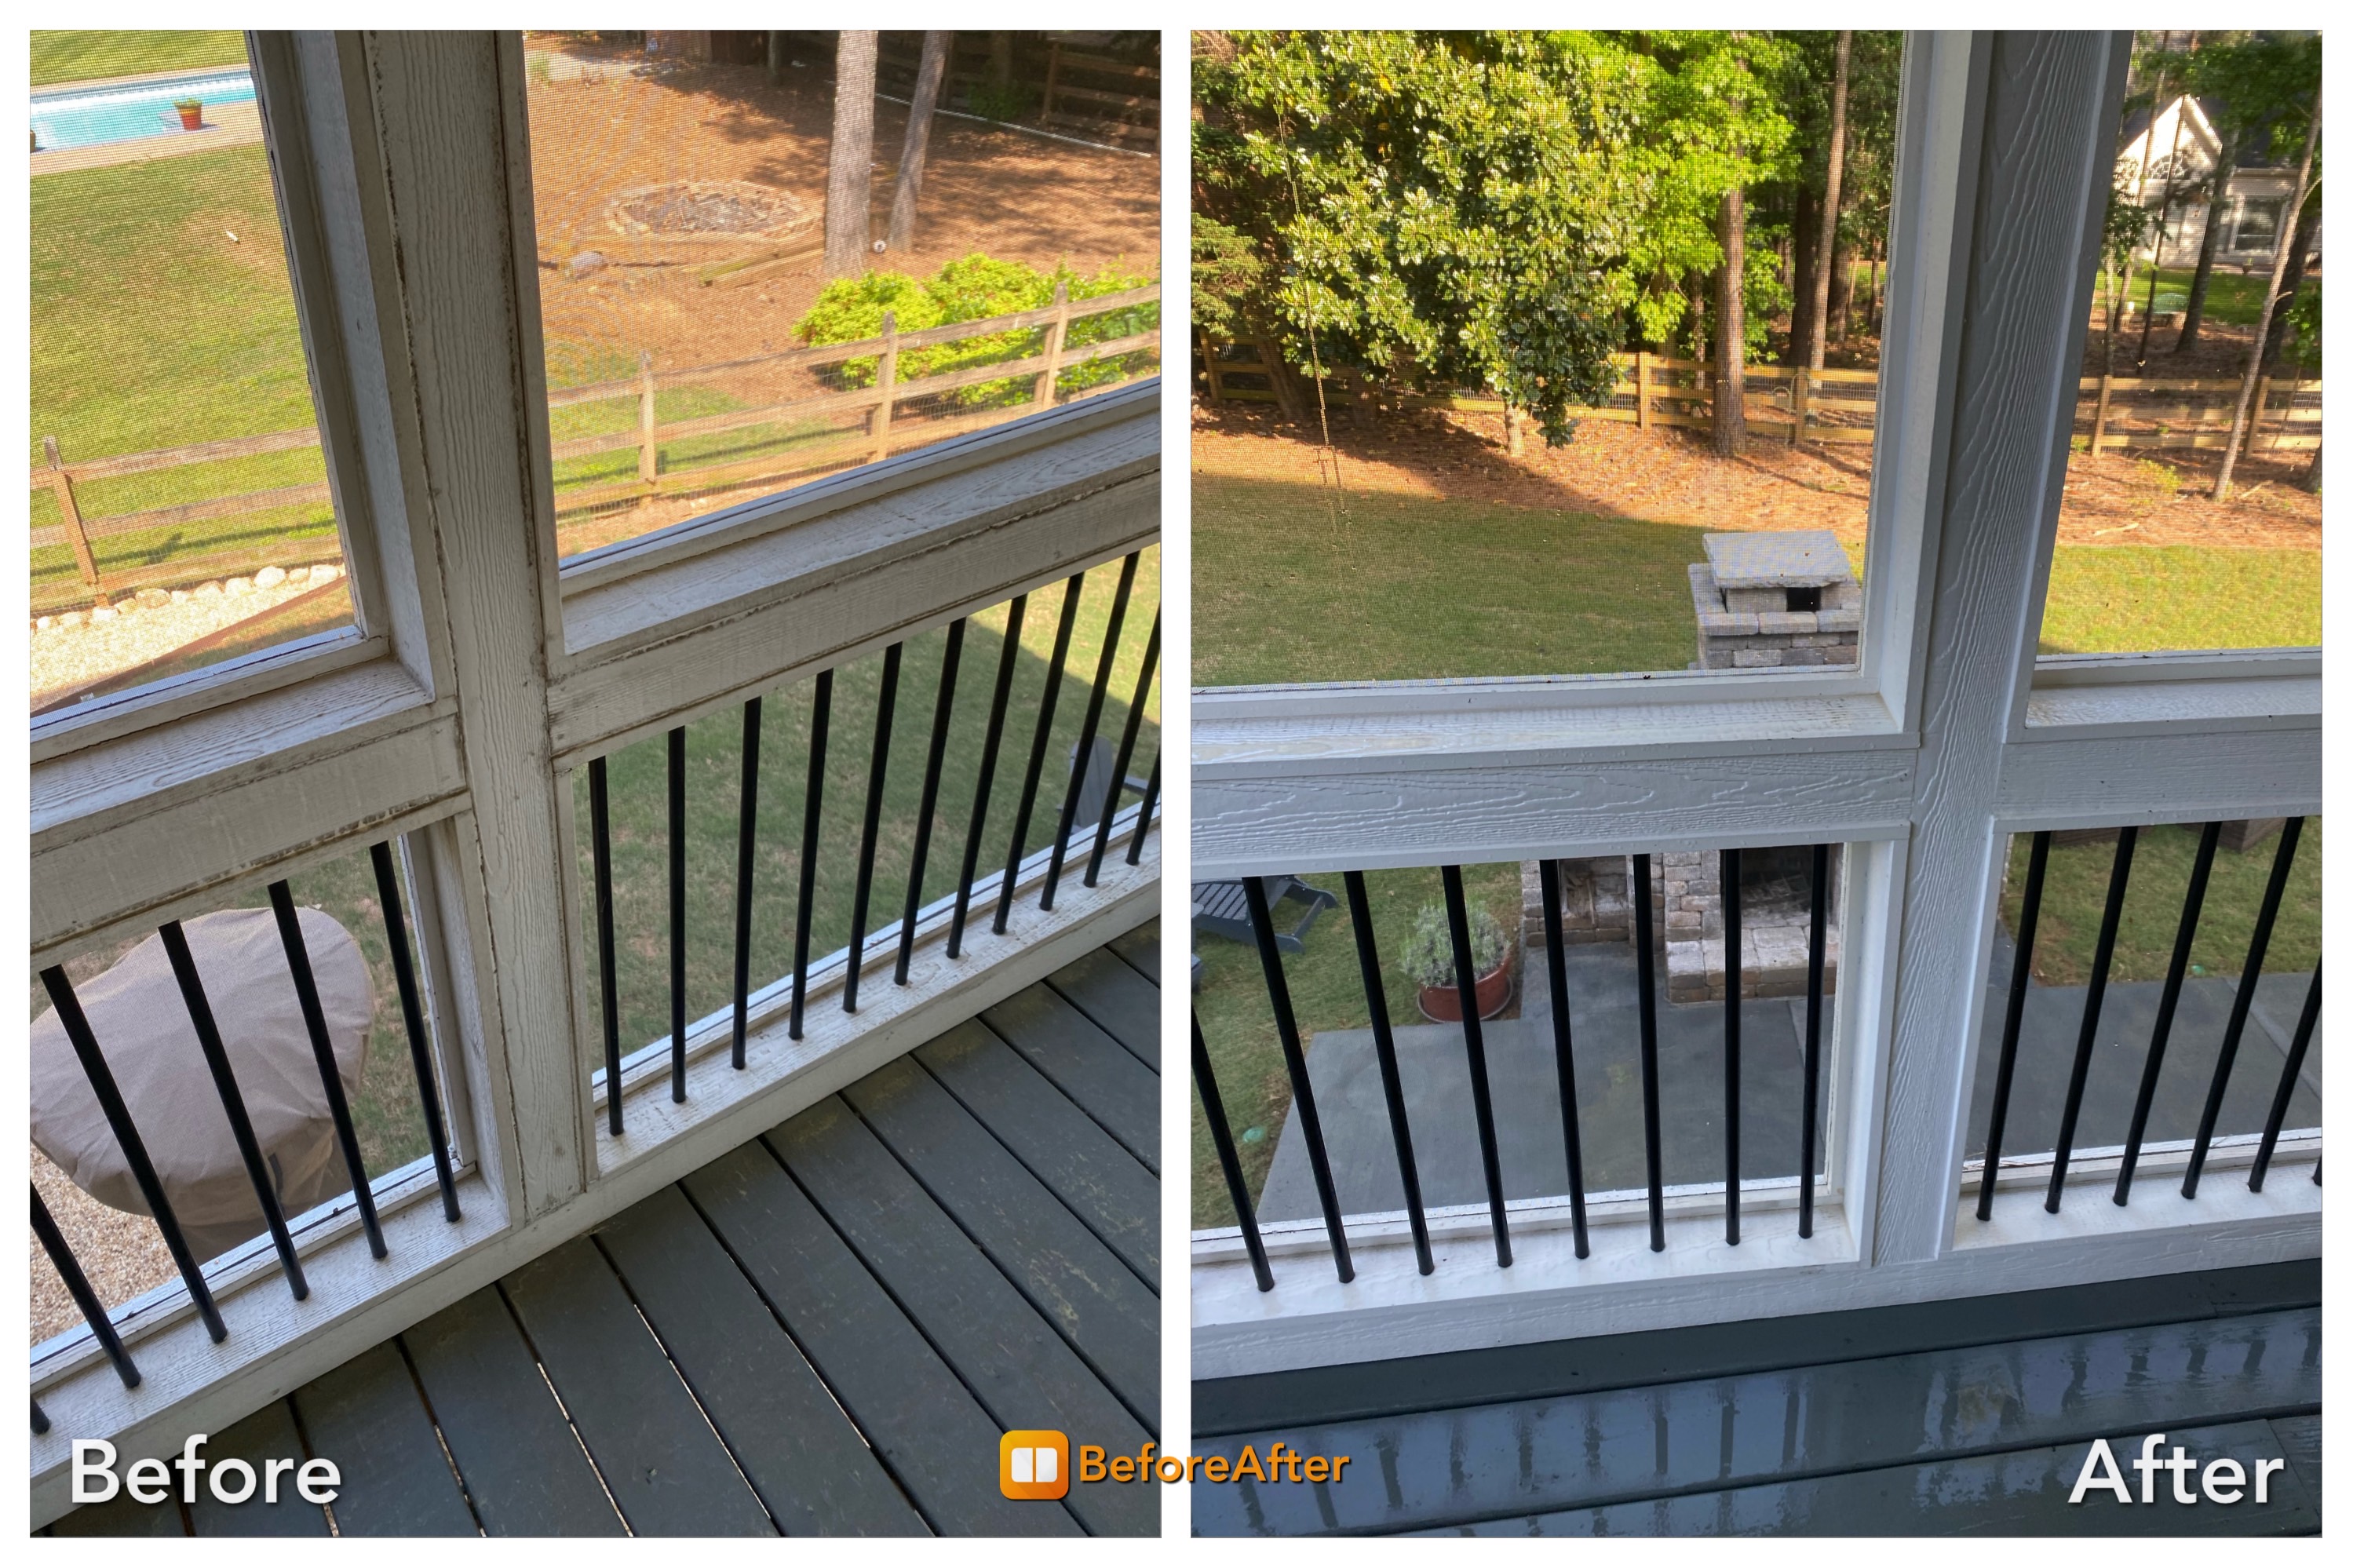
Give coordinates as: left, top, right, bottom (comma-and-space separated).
876, 35, 1157, 151
30, 284, 1159, 608
1200, 340, 2320, 458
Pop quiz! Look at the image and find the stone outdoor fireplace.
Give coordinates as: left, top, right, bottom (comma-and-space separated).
1522, 846, 1840, 1005
1687, 529, 1860, 671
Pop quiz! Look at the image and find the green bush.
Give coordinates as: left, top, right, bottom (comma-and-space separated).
1397, 902, 1508, 990
965, 79, 1034, 123
795, 252, 1158, 409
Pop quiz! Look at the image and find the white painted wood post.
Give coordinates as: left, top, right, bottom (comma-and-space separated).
1034, 279, 1070, 411
871, 308, 899, 464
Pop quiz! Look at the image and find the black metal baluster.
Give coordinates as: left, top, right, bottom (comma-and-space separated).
845, 644, 902, 1012
1043, 552, 1139, 910
41, 968, 228, 1340
1194, 1015, 1274, 1293
950, 596, 1026, 957
269, 882, 386, 1260
32, 1184, 140, 1385
159, 921, 308, 1299
1243, 875, 1353, 1282
1441, 865, 1512, 1267
1087, 610, 1158, 888
1343, 871, 1433, 1275
667, 726, 688, 1101
32, 1399, 49, 1435
732, 698, 762, 1068
1721, 848, 1742, 1246
2047, 826, 2139, 1212
2249, 964, 2320, 1192
2185, 816, 2306, 1197
995, 572, 1086, 934
1125, 752, 1160, 866
1976, 830, 2051, 1220
2115, 821, 2222, 1205
589, 757, 624, 1134
1633, 853, 1665, 1252
897, 620, 964, 985
1537, 861, 1590, 1260
791, 670, 833, 1040
1800, 844, 1830, 1239
370, 842, 461, 1222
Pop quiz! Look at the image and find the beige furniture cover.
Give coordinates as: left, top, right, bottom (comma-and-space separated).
31, 906, 373, 1262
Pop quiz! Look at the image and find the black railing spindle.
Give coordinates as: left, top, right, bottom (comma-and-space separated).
732, 698, 763, 1068
1125, 752, 1160, 866
1976, 830, 2051, 1220
666, 727, 688, 1101
790, 670, 833, 1040
1086, 611, 1158, 887
269, 881, 386, 1260
1243, 875, 1353, 1282
589, 757, 624, 1134
1633, 853, 1666, 1251
1799, 844, 1830, 1239
845, 643, 902, 1012
370, 842, 461, 1222
41, 968, 228, 1340
1721, 848, 1742, 1246
1440, 865, 1512, 1267
1042, 552, 1138, 910
2047, 826, 2138, 1212
1537, 861, 1590, 1260
2185, 817, 2305, 1197
159, 921, 308, 1299
950, 596, 1026, 957
1193, 1015, 1274, 1293
32, 1183, 140, 1385
996, 572, 1086, 935
1342, 871, 1434, 1275
33, 1399, 49, 1436
2249, 963, 2320, 1192
2115, 821, 2221, 1205
897, 620, 965, 985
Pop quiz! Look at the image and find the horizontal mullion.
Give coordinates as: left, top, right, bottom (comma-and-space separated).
1993, 725, 2319, 830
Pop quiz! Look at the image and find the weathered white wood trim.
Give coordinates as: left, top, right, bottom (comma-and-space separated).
27, 849, 1158, 1530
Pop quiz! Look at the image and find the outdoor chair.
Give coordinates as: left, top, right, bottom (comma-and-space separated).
1191, 875, 1338, 954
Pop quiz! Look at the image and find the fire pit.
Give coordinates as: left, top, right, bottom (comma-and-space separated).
604, 180, 812, 239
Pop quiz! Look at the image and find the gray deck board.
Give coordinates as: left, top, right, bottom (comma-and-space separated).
594, 1186, 927, 1537
46, 935, 1158, 1539
502, 1238, 776, 1537
1108, 917, 1161, 985
187, 1399, 329, 1537
290, 1340, 478, 1536
845, 1055, 1161, 1426
769, 1096, 1160, 1537
2271, 1413, 2322, 1502
918, 1020, 1159, 1287
983, 984, 1160, 1171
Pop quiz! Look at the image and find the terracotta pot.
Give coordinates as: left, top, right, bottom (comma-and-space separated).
177, 104, 203, 130
1417, 952, 1513, 1023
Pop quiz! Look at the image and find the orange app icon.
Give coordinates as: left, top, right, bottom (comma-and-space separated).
1000, 1430, 1071, 1500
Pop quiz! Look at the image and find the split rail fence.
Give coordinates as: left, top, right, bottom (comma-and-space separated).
30, 283, 1160, 611
1200, 339, 2320, 458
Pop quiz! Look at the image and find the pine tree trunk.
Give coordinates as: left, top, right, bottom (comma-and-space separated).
2214, 103, 2320, 499
824, 31, 880, 280
1786, 185, 1819, 367
2176, 129, 2235, 351
885, 31, 951, 255
1829, 239, 1856, 345
1806, 31, 1851, 372
2258, 188, 2321, 373
1713, 187, 1748, 457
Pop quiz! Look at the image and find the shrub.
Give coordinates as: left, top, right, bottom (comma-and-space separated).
965, 78, 1034, 124
796, 253, 1158, 408
1397, 902, 1508, 991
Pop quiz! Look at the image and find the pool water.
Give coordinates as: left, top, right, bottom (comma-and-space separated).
31, 71, 255, 152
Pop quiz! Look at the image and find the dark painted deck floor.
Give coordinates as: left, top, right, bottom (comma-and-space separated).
51, 922, 1162, 1538
1192, 1260, 2320, 1537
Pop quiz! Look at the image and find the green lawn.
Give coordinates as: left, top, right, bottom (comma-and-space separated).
1191, 861, 1519, 1227
31, 30, 246, 86
2040, 546, 2320, 654
2136, 267, 2271, 330
2001, 820, 2319, 989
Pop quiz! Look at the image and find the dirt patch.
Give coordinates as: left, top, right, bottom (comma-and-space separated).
1193, 397, 2319, 554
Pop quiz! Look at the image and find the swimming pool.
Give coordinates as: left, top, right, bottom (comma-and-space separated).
31, 70, 256, 153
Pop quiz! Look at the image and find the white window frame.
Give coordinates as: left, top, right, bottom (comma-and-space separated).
30, 31, 1161, 1526
1189, 31, 2318, 1380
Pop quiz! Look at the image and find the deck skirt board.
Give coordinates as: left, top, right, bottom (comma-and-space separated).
45, 942, 1159, 1538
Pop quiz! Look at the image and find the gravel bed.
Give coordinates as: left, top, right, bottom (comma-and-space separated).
29, 563, 344, 705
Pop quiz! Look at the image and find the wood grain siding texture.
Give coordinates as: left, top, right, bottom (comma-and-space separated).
364, 32, 587, 1217
1872, 31, 2129, 1267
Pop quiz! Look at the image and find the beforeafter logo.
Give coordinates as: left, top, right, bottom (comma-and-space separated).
1000, 1431, 1071, 1501
1000, 1431, 1350, 1500
2070, 1434, 2292, 1507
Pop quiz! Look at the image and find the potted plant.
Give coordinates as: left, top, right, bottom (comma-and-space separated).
174, 97, 203, 131
1399, 902, 1514, 1023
